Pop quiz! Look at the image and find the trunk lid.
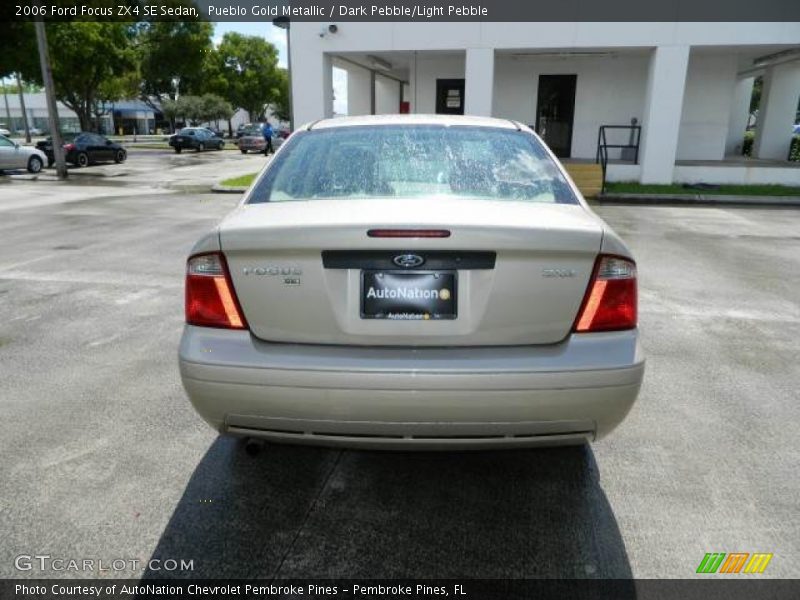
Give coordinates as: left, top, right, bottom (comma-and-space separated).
220, 198, 603, 346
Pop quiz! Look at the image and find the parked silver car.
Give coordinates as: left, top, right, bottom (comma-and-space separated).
237, 125, 285, 154
0, 135, 47, 173
179, 115, 644, 450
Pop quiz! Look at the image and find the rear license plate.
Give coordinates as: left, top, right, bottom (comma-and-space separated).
361, 271, 457, 320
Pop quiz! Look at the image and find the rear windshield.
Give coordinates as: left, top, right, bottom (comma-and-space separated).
248, 125, 577, 204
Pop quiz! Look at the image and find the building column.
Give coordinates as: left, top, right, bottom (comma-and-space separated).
638, 46, 690, 184
408, 54, 417, 113
753, 62, 800, 160
725, 77, 755, 156
464, 48, 494, 117
291, 51, 333, 127
374, 74, 400, 114
346, 65, 372, 116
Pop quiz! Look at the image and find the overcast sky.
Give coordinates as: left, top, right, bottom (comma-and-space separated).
214, 22, 348, 115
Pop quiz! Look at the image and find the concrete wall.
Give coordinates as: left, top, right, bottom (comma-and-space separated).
725, 77, 755, 156
673, 164, 800, 185
342, 66, 404, 116
338, 51, 744, 162
375, 74, 401, 114
346, 66, 372, 116
493, 54, 649, 159
292, 22, 800, 55
413, 54, 465, 114
290, 22, 800, 182
676, 52, 739, 161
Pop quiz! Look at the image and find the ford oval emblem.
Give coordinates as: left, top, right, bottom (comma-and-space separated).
392, 254, 425, 268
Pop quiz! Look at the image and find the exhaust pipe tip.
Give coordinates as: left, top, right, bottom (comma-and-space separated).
244, 437, 266, 457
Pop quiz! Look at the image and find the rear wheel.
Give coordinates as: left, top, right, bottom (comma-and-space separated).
174, 147, 182, 154
27, 155, 43, 174
197, 143, 205, 152
240, 149, 247, 154
47, 157, 54, 168
76, 152, 89, 168
114, 149, 126, 163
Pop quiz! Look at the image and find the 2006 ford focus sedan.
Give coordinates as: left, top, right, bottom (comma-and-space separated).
179, 115, 644, 449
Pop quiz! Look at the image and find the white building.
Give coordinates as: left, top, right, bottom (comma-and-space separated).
1, 92, 104, 134
1, 93, 158, 135
289, 22, 800, 185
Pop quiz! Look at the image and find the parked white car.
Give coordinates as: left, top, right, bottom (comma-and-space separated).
16, 127, 43, 136
179, 115, 644, 450
0, 125, 11, 137
0, 135, 47, 173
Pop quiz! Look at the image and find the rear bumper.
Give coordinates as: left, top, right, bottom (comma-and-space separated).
179, 326, 644, 449
238, 139, 266, 150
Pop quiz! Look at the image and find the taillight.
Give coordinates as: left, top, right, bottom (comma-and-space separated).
63, 143, 75, 151
185, 252, 247, 329
573, 255, 637, 332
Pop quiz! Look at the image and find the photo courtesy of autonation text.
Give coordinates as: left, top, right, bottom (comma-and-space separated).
1, 0, 800, 599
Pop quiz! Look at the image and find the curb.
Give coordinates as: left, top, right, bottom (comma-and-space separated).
597, 193, 800, 207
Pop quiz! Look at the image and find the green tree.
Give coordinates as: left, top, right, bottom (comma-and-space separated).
200, 93, 233, 125
160, 97, 180, 130
137, 20, 214, 106
749, 76, 763, 115
174, 95, 202, 125
0, 82, 43, 95
45, 22, 138, 132
210, 33, 281, 121
0, 22, 39, 83
269, 69, 291, 123
0, 21, 40, 135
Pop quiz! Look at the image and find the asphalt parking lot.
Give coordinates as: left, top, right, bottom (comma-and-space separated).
0, 155, 798, 579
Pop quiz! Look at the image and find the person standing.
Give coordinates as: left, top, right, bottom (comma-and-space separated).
262, 120, 274, 155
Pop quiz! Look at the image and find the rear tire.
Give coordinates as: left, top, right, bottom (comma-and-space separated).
197, 143, 205, 152
27, 155, 43, 174
174, 147, 182, 154
76, 152, 89, 168
114, 149, 126, 163
47, 157, 54, 168
240, 149, 247, 154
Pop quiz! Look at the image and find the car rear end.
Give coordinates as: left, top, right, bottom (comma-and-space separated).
179, 117, 644, 449
35, 139, 52, 163
237, 134, 266, 153
37, 133, 78, 165
170, 130, 197, 150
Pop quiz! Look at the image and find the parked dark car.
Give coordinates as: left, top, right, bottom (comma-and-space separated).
169, 127, 225, 153
203, 127, 225, 138
36, 133, 127, 168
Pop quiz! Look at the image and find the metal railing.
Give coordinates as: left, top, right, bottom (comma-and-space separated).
595, 124, 642, 194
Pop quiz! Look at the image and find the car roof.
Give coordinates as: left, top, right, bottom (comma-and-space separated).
305, 114, 526, 131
